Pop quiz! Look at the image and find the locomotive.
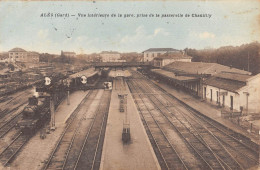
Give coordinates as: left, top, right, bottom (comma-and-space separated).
16, 73, 67, 134
16, 96, 50, 134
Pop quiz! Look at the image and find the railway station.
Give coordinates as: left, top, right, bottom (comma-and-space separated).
1, 60, 260, 170
1, 0, 260, 169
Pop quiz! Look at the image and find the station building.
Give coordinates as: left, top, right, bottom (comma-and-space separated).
203, 72, 260, 113
143, 48, 179, 62
148, 61, 260, 113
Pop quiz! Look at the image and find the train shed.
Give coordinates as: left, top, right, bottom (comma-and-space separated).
150, 69, 202, 97
68, 67, 98, 79
147, 62, 252, 98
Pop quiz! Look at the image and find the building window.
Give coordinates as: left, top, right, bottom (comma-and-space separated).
204, 87, 206, 99
222, 95, 225, 107
230, 96, 233, 110
216, 91, 219, 103
210, 89, 212, 101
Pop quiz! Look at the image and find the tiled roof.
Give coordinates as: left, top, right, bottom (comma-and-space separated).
215, 72, 251, 82
9, 48, 26, 52
154, 52, 192, 60
69, 68, 98, 79
204, 77, 246, 92
164, 62, 251, 75
151, 69, 199, 82
143, 48, 179, 53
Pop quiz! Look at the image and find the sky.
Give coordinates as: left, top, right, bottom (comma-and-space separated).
0, 0, 259, 54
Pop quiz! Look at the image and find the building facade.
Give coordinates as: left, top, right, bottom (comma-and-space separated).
8, 48, 40, 63
100, 51, 121, 62
203, 72, 260, 113
8, 48, 27, 63
153, 52, 192, 67
143, 48, 179, 62
27, 52, 40, 63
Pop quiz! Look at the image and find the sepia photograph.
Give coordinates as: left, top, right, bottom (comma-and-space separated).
0, 0, 260, 169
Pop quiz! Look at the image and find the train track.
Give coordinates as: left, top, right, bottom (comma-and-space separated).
0, 132, 30, 167
44, 90, 111, 170
0, 111, 22, 138
43, 90, 99, 169
134, 79, 242, 169
73, 90, 111, 170
139, 77, 259, 167
127, 80, 189, 169
0, 101, 28, 138
127, 70, 259, 169
0, 101, 27, 120
114, 77, 126, 91
4, 90, 31, 106
0, 89, 29, 120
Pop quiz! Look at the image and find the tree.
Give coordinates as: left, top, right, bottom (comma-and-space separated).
8, 63, 15, 71
185, 42, 260, 74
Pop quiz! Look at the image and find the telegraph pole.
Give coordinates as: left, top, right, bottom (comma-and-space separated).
50, 94, 56, 130
248, 51, 250, 72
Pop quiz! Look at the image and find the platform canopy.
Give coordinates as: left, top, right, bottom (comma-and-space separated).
151, 69, 199, 83
69, 68, 98, 79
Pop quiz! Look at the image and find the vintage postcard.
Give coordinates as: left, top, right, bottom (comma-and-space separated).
0, 0, 260, 170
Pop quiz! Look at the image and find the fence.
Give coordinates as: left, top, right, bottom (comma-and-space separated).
221, 110, 260, 136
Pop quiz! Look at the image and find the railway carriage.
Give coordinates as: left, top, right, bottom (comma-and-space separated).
68, 68, 100, 90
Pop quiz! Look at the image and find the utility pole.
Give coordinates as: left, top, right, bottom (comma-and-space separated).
248, 51, 250, 72
66, 79, 70, 105
50, 94, 56, 130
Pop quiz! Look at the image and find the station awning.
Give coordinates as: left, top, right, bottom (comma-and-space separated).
151, 69, 199, 83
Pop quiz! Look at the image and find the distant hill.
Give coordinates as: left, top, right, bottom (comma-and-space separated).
185, 42, 260, 75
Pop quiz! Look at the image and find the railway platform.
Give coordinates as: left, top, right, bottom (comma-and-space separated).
152, 80, 260, 145
100, 79, 160, 170
55, 90, 90, 125
10, 90, 90, 170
